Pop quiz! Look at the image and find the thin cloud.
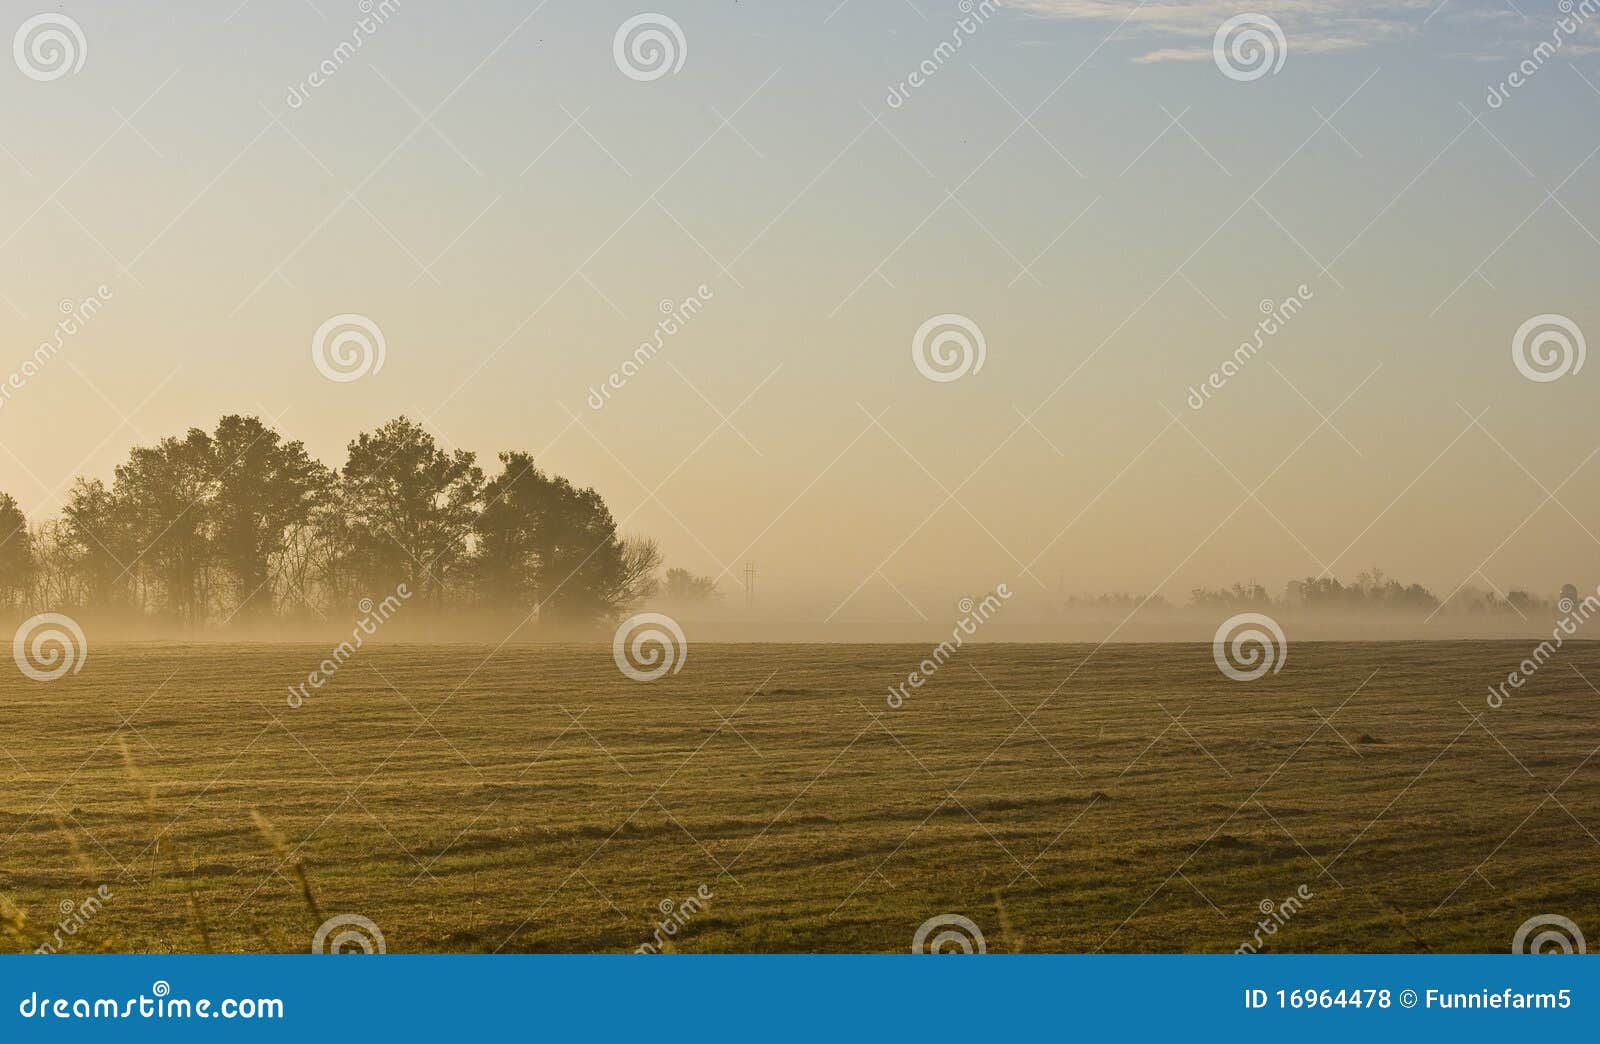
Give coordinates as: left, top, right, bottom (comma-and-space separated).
999, 0, 1528, 63
1131, 37, 1373, 62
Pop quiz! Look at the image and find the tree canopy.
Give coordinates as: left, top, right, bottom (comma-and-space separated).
6, 415, 673, 632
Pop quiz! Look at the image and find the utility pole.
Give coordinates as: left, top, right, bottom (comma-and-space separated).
743, 564, 756, 609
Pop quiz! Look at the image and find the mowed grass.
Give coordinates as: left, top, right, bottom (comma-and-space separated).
0, 641, 1596, 953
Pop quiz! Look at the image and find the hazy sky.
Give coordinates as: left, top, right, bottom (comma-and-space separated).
3, 0, 1598, 621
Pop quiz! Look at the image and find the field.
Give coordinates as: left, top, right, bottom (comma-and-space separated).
1, 641, 1596, 953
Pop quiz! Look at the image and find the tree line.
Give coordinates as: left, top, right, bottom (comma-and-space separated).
1190, 568, 1567, 615
1062, 569, 1574, 616
0, 414, 720, 631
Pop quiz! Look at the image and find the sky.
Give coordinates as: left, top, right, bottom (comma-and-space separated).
2, 0, 1598, 626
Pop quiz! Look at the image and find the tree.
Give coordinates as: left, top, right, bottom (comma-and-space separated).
27, 519, 75, 609
61, 478, 131, 611
532, 480, 657, 625
611, 536, 662, 609
472, 454, 658, 625
1189, 582, 1272, 609
210, 414, 329, 619
1506, 589, 1542, 615
340, 417, 482, 606
1289, 573, 1439, 613
472, 451, 546, 612
115, 429, 217, 623
0, 494, 34, 609
662, 566, 719, 605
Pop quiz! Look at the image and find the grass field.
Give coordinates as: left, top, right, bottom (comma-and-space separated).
1, 641, 1596, 953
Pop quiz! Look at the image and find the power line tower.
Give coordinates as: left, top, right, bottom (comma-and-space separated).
743, 564, 756, 609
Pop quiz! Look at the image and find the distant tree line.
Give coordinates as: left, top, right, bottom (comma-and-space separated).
0, 414, 719, 631
1188, 570, 1446, 612
1061, 569, 1571, 616
1062, 592, 1172, 610
1265, 568, 1558, 615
